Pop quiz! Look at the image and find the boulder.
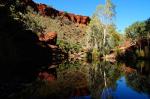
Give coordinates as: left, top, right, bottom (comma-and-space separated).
39, 32, 57, 45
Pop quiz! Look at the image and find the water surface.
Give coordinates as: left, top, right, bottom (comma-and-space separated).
0, 60, 150, 99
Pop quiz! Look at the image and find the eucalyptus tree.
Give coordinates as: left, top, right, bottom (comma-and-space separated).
100, 0, 116, 55
86, 0, 116, 56
85, 14, 103, 50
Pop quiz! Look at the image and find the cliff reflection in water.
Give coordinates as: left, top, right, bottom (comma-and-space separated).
54, 60, 150, 99
1, 60, 150, 99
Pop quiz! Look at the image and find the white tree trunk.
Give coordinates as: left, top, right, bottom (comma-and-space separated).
94, 38, 98, 49
103, 25, 107, 46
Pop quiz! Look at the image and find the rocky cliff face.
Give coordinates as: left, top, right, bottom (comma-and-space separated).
22, 0, 90, 25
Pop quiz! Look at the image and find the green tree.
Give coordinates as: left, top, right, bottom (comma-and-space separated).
98, 0, 115, 46
125, 18, 150, 58
125, 21, 147, 42
145, 18, 150, 39
85, 0, 116, 56
125, 18, 150, 42
86, 15, 103, 50
108, 24, 121, 47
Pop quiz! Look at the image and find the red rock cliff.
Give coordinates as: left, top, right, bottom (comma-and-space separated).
22, 0, 90, 25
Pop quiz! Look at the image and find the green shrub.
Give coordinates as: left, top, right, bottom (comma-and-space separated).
57, 39, 82, 53
9, 3, 87, 53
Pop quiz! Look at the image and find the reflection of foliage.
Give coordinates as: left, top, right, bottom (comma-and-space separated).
18, 80, 74, 99
12, 61, 87, 99
126, 72, 150, 95
57, 60, 89, 78
58, 60, 83, 71
125, 61, 150, 95
88, 61, 121, 99
57, 60, 90, 94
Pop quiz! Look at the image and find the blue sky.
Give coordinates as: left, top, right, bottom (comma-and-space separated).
33, 0, 150, 33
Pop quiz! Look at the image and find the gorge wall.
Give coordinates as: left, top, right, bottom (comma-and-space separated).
22, 0, 90, 25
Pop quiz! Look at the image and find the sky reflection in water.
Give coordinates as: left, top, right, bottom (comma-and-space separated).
71, 76, 150, 99
70, 61, 150, 99
113, 77, 150, 99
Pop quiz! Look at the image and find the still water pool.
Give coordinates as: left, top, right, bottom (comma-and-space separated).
71, 76, 150, 99
68, 61, 150, 99
0, 60, 150, 99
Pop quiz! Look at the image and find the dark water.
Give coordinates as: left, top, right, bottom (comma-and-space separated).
0, 60, 150, 99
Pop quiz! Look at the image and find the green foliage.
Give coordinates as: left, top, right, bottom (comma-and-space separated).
85, 0, 119, 57
9, 3, 45, 34
145, 18, 150, 39
85, 15, 103, 49
9, 4, 85, 53
23, 7, 85, 53
108, 25, 122, 46
125, 18, 150, 41
85, 0, 120, 57
57, 40, 82, 53
104, 0, 116, 21
96, 0, 116, 25
125, 18, 150, 60
125, 21, 146, 40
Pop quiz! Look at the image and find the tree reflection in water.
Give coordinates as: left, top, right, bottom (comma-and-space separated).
88, 61, 121, 99
125, 61, 150, 96
3, 60, 150, 99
